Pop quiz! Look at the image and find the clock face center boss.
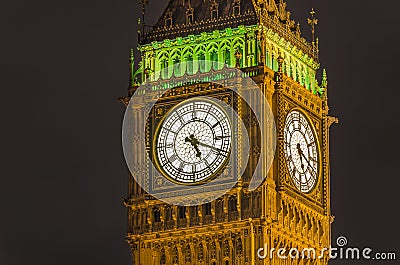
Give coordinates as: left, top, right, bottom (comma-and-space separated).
154, 98, 232, 185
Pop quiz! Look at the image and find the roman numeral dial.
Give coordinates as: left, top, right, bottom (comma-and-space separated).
155, 99, 232, 185
283, 110, 320, 193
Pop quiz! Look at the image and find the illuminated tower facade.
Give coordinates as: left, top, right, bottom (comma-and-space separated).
121, 1, 336, 264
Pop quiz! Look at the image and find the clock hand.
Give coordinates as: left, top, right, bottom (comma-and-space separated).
197, 141, 227, 154
296, 143, 305, 170
185, 135, 202, 158
215, 135, 231, 140
193, 145, 201, 158
299, 151, 317, 174
303, 151, 317, 173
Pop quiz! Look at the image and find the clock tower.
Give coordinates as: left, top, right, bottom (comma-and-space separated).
120, 1, 336, 264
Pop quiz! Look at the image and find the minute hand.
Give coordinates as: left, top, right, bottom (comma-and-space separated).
197, 142, 227, 153
300, 151, 317, 173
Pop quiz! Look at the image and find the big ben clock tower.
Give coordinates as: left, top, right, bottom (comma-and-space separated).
120, 1, 336, 264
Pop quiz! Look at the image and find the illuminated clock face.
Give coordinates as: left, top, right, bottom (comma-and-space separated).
284, 110, 319, 193
155, 99, 232, 185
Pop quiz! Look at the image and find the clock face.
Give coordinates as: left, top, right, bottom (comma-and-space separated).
155, 99, 232, 185
284, 110, 319, 193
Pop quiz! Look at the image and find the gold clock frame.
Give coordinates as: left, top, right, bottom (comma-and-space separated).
284, 108, 322, 194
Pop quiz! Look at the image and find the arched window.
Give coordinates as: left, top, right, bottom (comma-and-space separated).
153, 208, 161, 223
190, 206, 199, 218
203, 203, 212, 216
210, 50, 218, 69
254, 194, 261, 209
160, 248, 166, 265
233, 38, 244, 67
187, 14, 193, 24
164, 207, 172, 221
178, 206, 186, 219
229, 197, 237, 212
266, 49, 271, 68
198, 243, 204, 261
223, 48, 231, 66
242, 195, 249, 210
236, 238, 243, 256
305, 69, 310, 90
233, 6, 240, 16
172, 56, 181, 77
210, 242, 217, 259
198, 52, 206, 72
272, 55, 278, 71
185, 54, 193, 74
164, 11, 173, 28
211, 3, 219, 20
161, 59, 168, 79
223, 240, 230, 257
212, 9, 218, 19
172, 247, 179, 264
133, 212, 139, 226
186, 8, 194, 24
216, 199, 224, 215
142, 211, 147, 225
165, 17, 172, 27
185, 244, 191, 262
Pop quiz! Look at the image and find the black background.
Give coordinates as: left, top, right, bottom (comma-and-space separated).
1, 0, 399, 264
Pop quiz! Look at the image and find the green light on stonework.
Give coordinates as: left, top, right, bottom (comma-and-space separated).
138, 25, 322, 97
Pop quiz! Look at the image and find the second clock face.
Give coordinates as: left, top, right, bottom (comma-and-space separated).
155, 99, 232, 185
284, 110, 319, 193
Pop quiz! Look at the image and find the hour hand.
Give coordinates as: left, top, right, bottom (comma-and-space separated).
185, 135, 202, 158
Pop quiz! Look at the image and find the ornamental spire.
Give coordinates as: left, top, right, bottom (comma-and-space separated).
321, 68, 328, 98
138, 0, 149, 22
138, 0, 149, 41
308, 8, 318, 53
129, 48, 135, 87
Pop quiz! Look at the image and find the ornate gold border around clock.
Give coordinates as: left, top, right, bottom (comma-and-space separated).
282, 107, 323, 202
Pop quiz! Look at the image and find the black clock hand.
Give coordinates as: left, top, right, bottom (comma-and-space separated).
215, 135, 231, 140
197, 141, 227, 154
296, 143, 305, 170
193, 145, 201, 158
299, 151, 317, 174
185, 135, 202, 158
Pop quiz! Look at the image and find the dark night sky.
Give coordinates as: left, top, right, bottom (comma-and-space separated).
1, 1, 399, 265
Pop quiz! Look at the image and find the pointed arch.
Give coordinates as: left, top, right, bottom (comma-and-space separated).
218, 39, 232, 50
172, 246, 179, 265
206, 42, 219, 70
232, 37, 244, 47
219, 40, 232, 66
206, 42, 219, 52
160, 248, 166, 265
198, 242, 204, 261
182, 46, 194, 75
185, 244, 191, 263
194, 44, 206, 73
157, 51, 169, 79
170, 49, 182, 77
